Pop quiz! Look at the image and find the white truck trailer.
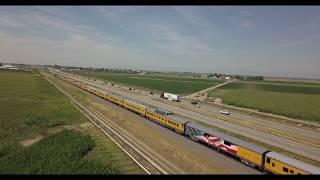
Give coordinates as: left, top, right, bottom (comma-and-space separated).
161, 92, 180, 102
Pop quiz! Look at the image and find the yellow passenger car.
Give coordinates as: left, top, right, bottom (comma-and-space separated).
123, 99, 147, 116
233, 143, 269, 168
95, 89, 106, 99
81, 84, 90, 92
106, 93, 124, 106
88, 87, 96, 94
145, 107, 188, 134
79, 83, 87, 90
264, 152, 320, 175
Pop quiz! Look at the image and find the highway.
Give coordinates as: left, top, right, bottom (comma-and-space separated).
55, 71, 320, 165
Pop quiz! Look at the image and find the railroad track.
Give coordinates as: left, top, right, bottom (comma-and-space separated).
86, 106, 185, 174
43, 73, 172, 175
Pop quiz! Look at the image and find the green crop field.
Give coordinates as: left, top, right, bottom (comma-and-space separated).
0, 130, 119, 174
0, 69, 85, 156
0, 69, 141, 174
208, 81, 320, 122
73, 71, 224, 94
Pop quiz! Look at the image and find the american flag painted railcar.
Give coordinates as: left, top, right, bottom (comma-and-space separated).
185, 122, 268, 167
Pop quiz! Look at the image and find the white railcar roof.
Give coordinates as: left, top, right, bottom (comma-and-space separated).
186, 122, 268, 154
266, 152, 320, 174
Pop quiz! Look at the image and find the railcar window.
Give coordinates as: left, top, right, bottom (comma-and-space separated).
224, 141, 231, 146
272, 163, 275, 167
290, 170, 294, 173
266, 158, 270, 163
283, 167, 288, 172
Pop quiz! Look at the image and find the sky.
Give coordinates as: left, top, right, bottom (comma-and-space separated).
0, 6, 320, 79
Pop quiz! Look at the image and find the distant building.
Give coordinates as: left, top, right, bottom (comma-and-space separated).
225, 76, 230, 80
69, 68, 81, 71
0, 64, 19, 70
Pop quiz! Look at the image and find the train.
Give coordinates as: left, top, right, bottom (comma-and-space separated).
54, 72, 320, 175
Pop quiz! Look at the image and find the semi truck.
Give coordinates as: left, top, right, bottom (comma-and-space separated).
160, 92, 180, 102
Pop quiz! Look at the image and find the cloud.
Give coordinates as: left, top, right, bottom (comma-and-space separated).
241, 21, 254, 29
228, 15, 255, 29
0, 9, 92, 39
278, 34, 320, 48
172, 6, 205, 27
97, 6, 143, 20
0, 14, 22, 28
0, 29, 154, 69
239, 10, 253, 17
145, 23, 210, 54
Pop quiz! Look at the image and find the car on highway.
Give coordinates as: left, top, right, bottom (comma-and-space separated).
191, 101, 198, 105
220, 110, 230, 115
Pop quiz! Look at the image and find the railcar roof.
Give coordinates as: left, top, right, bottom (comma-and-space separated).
166, 115, 189, 124
89, 86, 98, 90
124, 99, 148, 109
266, 152, 320, 174
108, 93, 124, 100
146, 107, 189, 124
187, 122, 267, 153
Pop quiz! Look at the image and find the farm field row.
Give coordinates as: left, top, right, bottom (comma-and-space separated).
208, 81, 320, 122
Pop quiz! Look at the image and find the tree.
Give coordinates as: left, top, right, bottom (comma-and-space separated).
247, 76, 264, 81
234, 75, 244, 80
54, 64, 60, 69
